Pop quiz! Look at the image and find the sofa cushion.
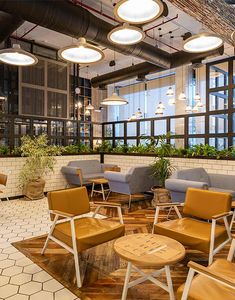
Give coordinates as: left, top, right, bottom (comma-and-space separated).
209, 187, 235, 198
177, 168, 210, 186
53, 217, 125, 252
177, 259, 235, 300
68, 160, 102, 174
154, 217, 228, 253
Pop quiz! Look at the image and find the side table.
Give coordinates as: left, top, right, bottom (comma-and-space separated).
89, 178, 110, 201
114, 233, 185, 300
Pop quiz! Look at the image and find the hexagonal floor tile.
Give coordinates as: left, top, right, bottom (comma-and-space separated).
0, 284, 18, 298
24, 264, 41, 275
43, 279, 63, 292
6, 294, 29, 300
2, 266, 23, 276
0, 259, 15, 269
10, 273, 32, 285
8, 252, 25, 260
55, 288, 77, 300
15, 257, 33, 267
30, 290, 53, 300
0, 275, 10, 286
0, 253, 8, 261
19, 281, 42, 295
2, 246, 18, 254
33, 271, 52, 283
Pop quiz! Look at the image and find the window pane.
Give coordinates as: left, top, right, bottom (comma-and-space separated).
154, 120, 167, 135
140, 121, 151, 136
47, 91, 67, 118
209, 137, 228, 150
80, 124, 90, 138
115, 123, 124, 137
188, 138, 205, 147
66, 121, 77, 137
127, 139, 136, 146
188, 116, 205, 134
127, 122, 136, 136
51, 121, 64, 136
170, 118, 184, 135
14, 118, 30, 135
209, 90, 228, 111
209, 62, 228, 88
93, 124, 102, 137
104, 124, 113, 137
209, 114, 228, 133
22, 87, 44, 116
47, 62, 67, 90
33, 120, 47, 136
22, 60, 44, 86
170, 139, 184, 148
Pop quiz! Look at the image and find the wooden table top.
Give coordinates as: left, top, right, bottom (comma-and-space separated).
89, 178, 109, 184
114, 233, 185, 268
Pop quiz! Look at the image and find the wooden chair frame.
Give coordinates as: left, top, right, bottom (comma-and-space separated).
42, 202, 124, 288
181, 238, 235, 300
153, 203, 232, 265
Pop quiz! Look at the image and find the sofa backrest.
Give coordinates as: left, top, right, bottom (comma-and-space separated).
128, 165, 155, 193
176, 168, 210, 186
68, 160, 102, 174
183, 188, 232, 220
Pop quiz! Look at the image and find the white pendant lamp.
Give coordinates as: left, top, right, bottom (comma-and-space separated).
0, 44, 38, 66
108, 23, 145, 45
194, 93, 201, 102
114, 0, 164, 24
158, 102, 165, 110
183, 32, 223, 53
58, 38, 104, 64
155, 107, 164, 115
185, 105, 192, 113
135, 108, 143, 118
86, 100, 94, 110
178, 92, 186, 101
75, 101, 83, 109
192, 105, 199, 113
85, 109, 91, 116
168, 98, 176, 105
166, 86, 174, 96
101, 92, 128, 106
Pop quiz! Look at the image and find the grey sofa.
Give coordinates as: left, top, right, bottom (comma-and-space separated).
104, 165, 155, 208
61, 160, 117, 186
166, 167, 235, 202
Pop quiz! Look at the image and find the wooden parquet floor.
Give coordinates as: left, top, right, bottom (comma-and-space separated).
13, 193, 235, 300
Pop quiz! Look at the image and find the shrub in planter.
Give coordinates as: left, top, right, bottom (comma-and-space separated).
19, 133, 61, 200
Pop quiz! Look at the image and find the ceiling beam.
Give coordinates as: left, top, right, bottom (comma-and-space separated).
168, 0, 235, 45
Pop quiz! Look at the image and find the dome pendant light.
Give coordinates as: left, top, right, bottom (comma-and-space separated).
101, 92, 128, 106
114, 0, 164, 24
86, 100, 94, 110
158, 102, 165, 110
135, 108, 143, 118
108, 23, 145, 45
58, 38, 104, 64
155, 107, 164, 115
185, 105, 192, 113
183, 32, 223, 53
166, 86, 174, 96
178, 92, 186, 101
0, 44, 38, 66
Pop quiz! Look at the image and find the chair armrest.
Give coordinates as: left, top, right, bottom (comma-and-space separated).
93, 201, 121, 207
155, 202, 183, 207
188, 261, 235, 289
101, 164, 119, 172
49, 209, 76, 218
165, 178, 208, 192
61, 166, 81, 175
104, 171, 131, 183
212, 211, 232, 220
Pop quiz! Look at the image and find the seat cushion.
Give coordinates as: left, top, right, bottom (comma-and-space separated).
154, 218, 228, 253
177, 259, 235, 300
209, 187, 235, 198
53, 217, 125, 252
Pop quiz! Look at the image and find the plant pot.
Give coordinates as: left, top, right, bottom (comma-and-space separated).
151, 186, 171, 207
23, 178, 45, 200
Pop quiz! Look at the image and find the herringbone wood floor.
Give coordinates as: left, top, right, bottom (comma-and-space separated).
13, 194, 234, 300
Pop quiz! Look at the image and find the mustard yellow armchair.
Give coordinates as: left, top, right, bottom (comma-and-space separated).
153, 188, 232, 264
41, 186, 125, 287
177, 238, 235, 300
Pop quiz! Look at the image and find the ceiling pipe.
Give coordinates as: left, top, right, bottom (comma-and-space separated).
91, 45, 224, 88
0, 0, 172, 68
0, 11, 23, 43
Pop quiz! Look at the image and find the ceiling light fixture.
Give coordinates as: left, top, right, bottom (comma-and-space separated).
101, 92, 128, 106
86, 100, 94, 110
85, 109, 91, 116
108, 23, 145, 45
168, 98, 176, 105
135, 108, 143, 118
158, 102, 165, 110
185, 105, 192, 113
183, 32, 223, 53
166, 86, 174, 96
178, 92, 186, 101
58, 38, 104, 64
0, 44, 38, 66
155, 107, 164, 115
192, 105, 199, 113
114, 0, 164, 24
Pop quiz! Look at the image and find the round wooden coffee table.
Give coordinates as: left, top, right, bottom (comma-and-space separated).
114, 233, 185, 300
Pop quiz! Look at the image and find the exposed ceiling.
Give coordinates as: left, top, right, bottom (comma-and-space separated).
11, 0, 235, 79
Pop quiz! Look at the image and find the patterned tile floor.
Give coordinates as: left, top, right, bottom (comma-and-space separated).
0, 198, 80, 300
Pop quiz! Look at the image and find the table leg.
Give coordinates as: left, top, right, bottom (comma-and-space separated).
121, 262, 132, 300
91, 182, 94, 198
165, 265, 175, 300
101, 183, 105, 201
230, 210, 235, 230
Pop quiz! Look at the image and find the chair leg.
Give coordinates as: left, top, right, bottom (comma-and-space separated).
70, 218, 82, 288
106, 190, 111, 201
41, 215, 59, 255
230, 210, 235, 230
165, 265, 175, 300
128, 195, 132, 209
209, 220, 216, 265
181, 268, 195, 300
121, 262, 132, 300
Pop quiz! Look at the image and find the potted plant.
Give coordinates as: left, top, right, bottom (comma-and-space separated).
19, 133, 61, 200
